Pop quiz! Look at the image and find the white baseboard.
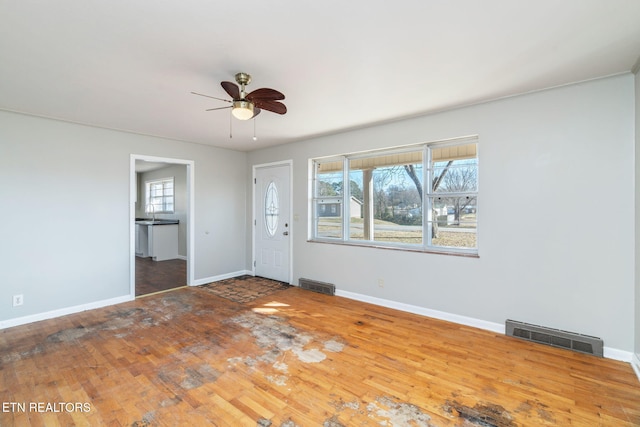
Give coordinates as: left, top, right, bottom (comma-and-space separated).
336, 290, 504, 334
603, 347, 634, 363
0, 295, 134, 330
335, 289, 633, 363
632, 354, 640, 382
191, 270, 253, 287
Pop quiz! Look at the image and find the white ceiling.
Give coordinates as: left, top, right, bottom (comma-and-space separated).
1, 1, 639, 152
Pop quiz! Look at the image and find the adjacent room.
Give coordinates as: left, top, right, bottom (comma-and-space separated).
1, 1, 640, 425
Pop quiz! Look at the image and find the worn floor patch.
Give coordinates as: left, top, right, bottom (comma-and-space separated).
330, 396, 361, 412
131, 411, 155, 427
327, 395, 434, 426
323, 415, 346, 427
367, 396, 433, 426
226, 312, 346, 384
158, 363, 221, 390
514, 399, 556, 424
444, 400, 515, 427
256, 417, 301, 427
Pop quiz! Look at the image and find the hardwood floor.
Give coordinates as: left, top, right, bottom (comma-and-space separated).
1, 285, 639, 426
135, 257, 186, 296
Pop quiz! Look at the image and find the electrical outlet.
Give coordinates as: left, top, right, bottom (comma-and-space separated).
378, 278, 384, 288
13, 294, 23, 307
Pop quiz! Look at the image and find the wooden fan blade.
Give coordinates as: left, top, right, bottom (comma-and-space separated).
253, 99, 287, 115
205, 106, 232, 111
252, 108, 261, 118
191, 91, 231, 103
221, 81, 240, 99
246, 88, 285, 101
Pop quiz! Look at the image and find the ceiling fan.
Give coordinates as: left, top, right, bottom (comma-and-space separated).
191, 72, 286, 120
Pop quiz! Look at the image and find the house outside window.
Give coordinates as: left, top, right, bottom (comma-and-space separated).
145, 177, 175, 214
311, 137, 478, 255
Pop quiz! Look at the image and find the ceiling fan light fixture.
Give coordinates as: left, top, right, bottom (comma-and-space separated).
231, 100, 254, 120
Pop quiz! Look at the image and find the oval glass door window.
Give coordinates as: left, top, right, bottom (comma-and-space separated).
264, 181, 279, 237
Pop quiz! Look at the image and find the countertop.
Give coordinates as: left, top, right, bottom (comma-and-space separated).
135, 218, 179, 225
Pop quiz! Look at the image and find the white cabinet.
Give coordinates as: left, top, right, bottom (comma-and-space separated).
135, 222, 178, 261
135, 224, 150, 257
148, 224, 179, 261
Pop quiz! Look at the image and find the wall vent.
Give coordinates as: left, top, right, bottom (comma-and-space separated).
505, 319, 603, 357
298, 278, 335, 296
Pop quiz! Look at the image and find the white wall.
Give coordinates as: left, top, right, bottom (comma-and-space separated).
635, 67, 640, 366
0, 110, 247, 324
247, 74, 636, 353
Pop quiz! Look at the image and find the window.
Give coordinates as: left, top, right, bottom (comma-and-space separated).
311, 137, 478, 255
264, 181, 279, 237
145, 177, 174, 214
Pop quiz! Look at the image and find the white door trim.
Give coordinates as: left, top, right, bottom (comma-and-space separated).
252, 160, 293, 284
130, 154, 195, 298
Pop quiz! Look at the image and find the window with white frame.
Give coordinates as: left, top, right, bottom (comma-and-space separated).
311, 137, 478, 255
145, 177, 175, 214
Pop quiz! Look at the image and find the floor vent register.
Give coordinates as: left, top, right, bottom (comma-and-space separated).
298, 278, 335, 296
506, 319, 603, 357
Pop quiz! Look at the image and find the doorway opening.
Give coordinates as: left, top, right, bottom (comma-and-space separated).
130, 155, 195, 298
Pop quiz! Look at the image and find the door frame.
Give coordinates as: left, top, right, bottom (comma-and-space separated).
130, 154, 195, 298
252, 160, 293, 284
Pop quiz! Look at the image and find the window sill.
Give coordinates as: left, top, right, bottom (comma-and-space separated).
307, 239, 479, 258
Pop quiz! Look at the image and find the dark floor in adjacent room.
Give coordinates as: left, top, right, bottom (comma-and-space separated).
135, 257, 186, 296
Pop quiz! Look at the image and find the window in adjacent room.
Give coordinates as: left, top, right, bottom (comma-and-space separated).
145, 177, 175, 214
311, 137, 478, 255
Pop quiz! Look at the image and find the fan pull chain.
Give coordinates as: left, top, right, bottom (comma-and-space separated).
253, 117, 258, 141
229, 110, 233, 139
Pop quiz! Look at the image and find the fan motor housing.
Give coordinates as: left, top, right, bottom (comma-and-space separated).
235, 72, 251, 86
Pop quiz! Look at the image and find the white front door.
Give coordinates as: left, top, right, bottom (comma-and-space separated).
254, 163, 291, 283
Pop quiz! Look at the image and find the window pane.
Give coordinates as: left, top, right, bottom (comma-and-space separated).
432, 158, 478, 193
315, 161, 343, 197
348, 169, 364, 240
345, 150, 424, 245
429, 196, 477, 249
315, 200, 342, 239
145, 177, 175, 214
264, 181, 279, 237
